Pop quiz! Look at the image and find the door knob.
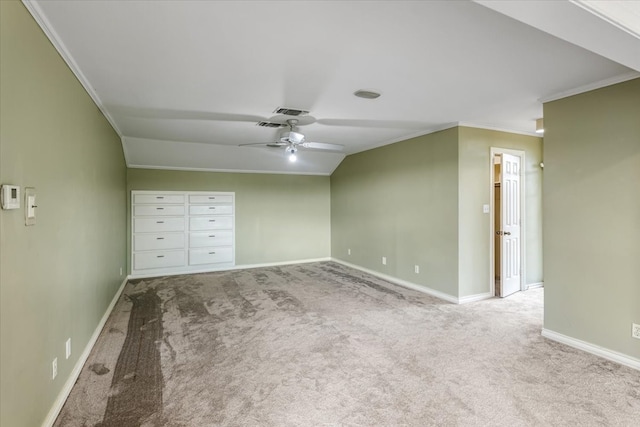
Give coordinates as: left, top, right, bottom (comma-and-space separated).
504, 231, 511, 235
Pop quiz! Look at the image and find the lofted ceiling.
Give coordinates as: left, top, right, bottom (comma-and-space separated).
25, 0, 640, 175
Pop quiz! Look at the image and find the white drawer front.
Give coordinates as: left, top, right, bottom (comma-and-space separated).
134, 194, 185, 204
189, 194, 233, 204
189, 247, 233, 265
134, 205, 185, 217
190, 231, 233, 248
134, 250, 185, 270
135, 217, 185, 233
189, 205, 233, 216
134, 233, 184, 251
189, 216, 233, 231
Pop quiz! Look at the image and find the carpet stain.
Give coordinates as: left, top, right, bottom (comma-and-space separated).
98, 288, 164, 427
89, 363, 110, 376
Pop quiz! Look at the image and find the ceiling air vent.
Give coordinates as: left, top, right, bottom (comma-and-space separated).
273, 107, 309, 116
256, 121, 285, 128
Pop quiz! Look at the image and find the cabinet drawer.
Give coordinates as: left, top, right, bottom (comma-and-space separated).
189, 247, 233, 265
190, 230, 233, 248
134, 217, 185, 233
134, 250, 185, 270
189, 205, 233, 216
134, 205, 185, 216
134, 233, 184, 251
189, 216, 233, 231
189, 194, 233, 204
134, 194, 185, 204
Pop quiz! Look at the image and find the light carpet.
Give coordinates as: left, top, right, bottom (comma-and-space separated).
54, 261, 640, 426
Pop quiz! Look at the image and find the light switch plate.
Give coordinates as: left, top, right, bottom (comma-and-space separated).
25, 187, 36, 226
483, 204, 490, 214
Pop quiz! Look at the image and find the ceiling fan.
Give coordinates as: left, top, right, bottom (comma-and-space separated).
239, 118, 344, 162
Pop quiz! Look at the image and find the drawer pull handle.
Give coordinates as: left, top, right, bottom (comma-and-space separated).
209, 252, 216, 255
209, 207, 216, 209
156, 237, 165, 240
156, 197, 164, 199
157, 207, 164, 210
157, 221, 164, 224
209, 197, 216, 199
209, 235, 216, 237
157, 255, 165, 258
209, 220, 216, 222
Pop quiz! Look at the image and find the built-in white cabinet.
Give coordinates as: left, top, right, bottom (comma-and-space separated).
131, 191, 235, 277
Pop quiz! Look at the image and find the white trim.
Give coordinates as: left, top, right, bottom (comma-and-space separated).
526, 282, 544, 290
21, 1, 123, 138
331, 258, 459, 304
458, 292, 493, 304
129, 257, 332, 279
126, 164, 333, 177
541, 328, 640, 371
539, 71, 640, 103
349, 123, 459, 155
489, 148, 527, 298
457, 122, 540, 138
41, 276, 129, 427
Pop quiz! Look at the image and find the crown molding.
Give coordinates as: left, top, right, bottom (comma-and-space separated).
21, 1, 123, 139
539, 71, 640, 103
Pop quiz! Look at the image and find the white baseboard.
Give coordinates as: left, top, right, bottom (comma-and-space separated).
41, 276, 130, 427
330, 258, 459, 304
236, 257, 332, 271
527, 282, 544, 290
458, 292, 493, 304
541, 328, 640, 371
129, 257, 332, 280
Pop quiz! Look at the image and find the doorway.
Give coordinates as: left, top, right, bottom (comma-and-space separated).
490, 148, 525, 298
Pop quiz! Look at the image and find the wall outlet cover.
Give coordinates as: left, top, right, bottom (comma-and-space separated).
65, 338, 71, 359
52, 358, 57, 380
632, 323, 640, 340
382, 256, 387, 265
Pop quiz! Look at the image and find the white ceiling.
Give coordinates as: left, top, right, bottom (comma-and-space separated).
25, 0, 640, 175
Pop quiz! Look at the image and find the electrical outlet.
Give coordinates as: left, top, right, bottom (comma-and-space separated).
632, 323, 640, 340
65, 338, 71, 359
382, 256, 387, 265
120, 267, 123, 276
348, 248, 351, 256
52, 358, 57, 380
414, 265, 420, 274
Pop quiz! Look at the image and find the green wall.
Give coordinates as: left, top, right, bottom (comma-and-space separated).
331, 126, 543, 300
331, 128, 460, 298
0, 2, 127, 426
127, 169, 331, 270
458, 127, 543, 297
543, 78, 640, 359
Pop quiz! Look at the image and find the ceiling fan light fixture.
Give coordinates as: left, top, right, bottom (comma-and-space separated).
354, 89, 381, 99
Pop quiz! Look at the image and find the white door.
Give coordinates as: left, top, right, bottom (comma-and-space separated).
499, 153, 521, 297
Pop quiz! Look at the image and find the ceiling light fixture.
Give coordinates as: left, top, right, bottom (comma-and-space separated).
535, 118, 544, 134
286, 146, 297, 162
354, 89, 381, 99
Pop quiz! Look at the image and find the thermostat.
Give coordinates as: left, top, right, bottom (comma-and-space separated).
1, 185, 20, 210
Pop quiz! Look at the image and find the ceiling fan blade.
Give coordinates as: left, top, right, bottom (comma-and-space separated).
300, 141, 344, 151
316, 118, 429, 129
108, 105, 266, 123
239, 142, 287, 147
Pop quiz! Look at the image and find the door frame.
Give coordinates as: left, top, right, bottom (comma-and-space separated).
489, 147, 526, 297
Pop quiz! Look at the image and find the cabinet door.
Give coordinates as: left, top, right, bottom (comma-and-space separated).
134, 217, 185, 233
134, 233, 185, 251
189, 247, 233, 265
134, 194, 185, 204
189, 194, 233, 204
189, 205, 233, 215
190, 230, 233, 248
189, 216, 233, 231
134, 205, 185, 216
